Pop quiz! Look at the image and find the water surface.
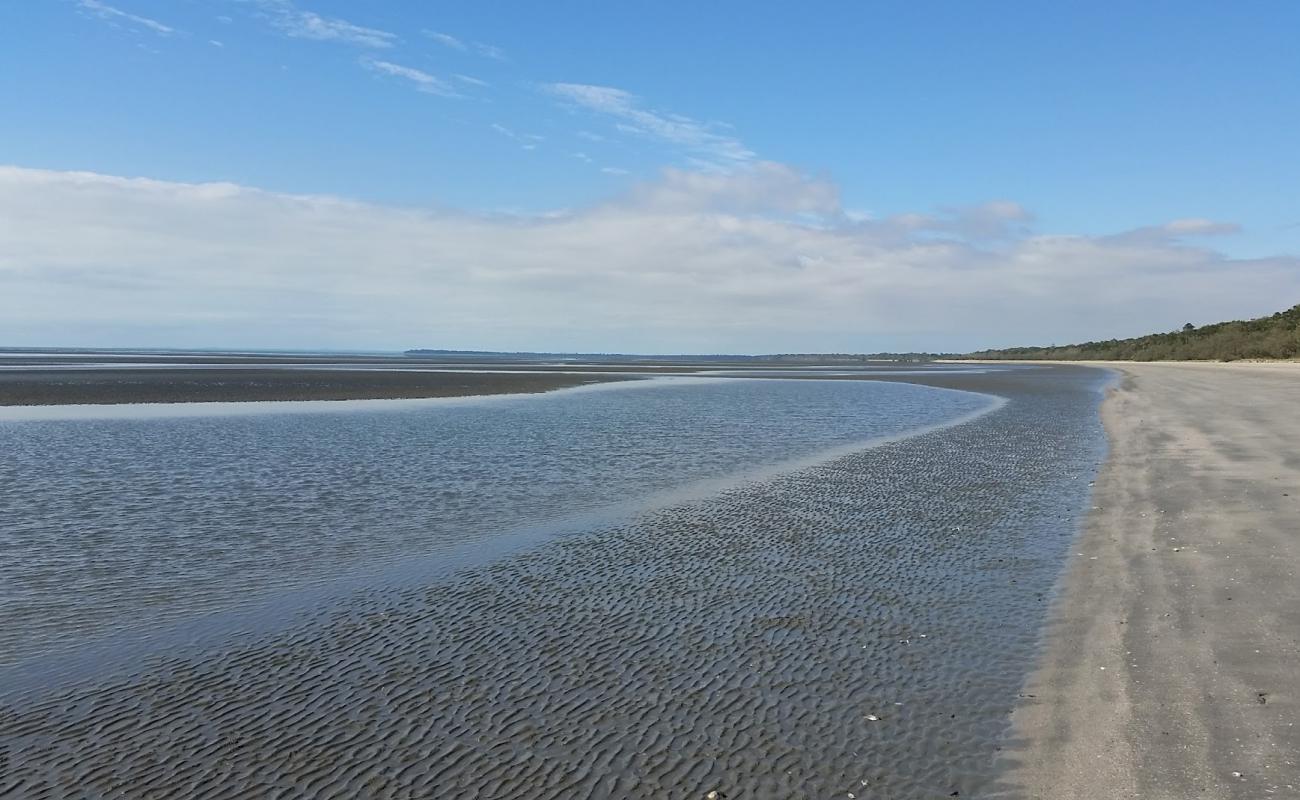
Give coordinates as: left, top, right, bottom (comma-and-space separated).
0, 366, 1108, 799
1, 376, 992, 669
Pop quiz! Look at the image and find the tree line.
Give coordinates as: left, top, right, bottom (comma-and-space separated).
959, 303, 1300, 361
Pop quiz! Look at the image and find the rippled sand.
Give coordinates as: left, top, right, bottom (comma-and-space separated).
1, 378, 986, 667
1, 366, 1105, 799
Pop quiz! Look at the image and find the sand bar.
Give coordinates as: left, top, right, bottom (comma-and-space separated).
1005, 362, 1300, 797
0, 367, 632, 405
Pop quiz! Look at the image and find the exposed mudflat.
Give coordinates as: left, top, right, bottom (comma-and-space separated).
1002, 363, 1300, 799
0, 366, 1106, 799
0, 368, 628, 405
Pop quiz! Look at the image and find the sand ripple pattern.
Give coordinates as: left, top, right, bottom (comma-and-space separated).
0, 378, 987, 667
0, 367, 1106, 799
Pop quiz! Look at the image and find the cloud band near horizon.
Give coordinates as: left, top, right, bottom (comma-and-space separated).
1, 164, 1295, 353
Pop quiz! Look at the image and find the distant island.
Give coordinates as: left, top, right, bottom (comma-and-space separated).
959, 303, 1299, 362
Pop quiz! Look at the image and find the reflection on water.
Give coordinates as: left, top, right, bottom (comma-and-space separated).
0, 377, 992, 667
1, 366, 1110, 799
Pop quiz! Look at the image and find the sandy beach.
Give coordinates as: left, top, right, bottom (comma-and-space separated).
1005, 362, 1300, 798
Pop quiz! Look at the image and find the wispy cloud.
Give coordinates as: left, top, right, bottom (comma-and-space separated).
626, 162, 839, 215
423, 30, 506, 60
423, 30, 466, 51
362, 58, 457, 97
454, 74, 489, 87
259, 1, 395, 48
545, 83, 754, 167
601, 166, 630, 176
1101, 218, 1242, 246
78, 0, 174, 36
1156, 218, 1240, 237
891, 200, 1034, 242
473, 41, 507, 61
491, 123, 544, 150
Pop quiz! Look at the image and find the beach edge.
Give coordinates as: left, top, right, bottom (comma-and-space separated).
999, 363, 1300, 798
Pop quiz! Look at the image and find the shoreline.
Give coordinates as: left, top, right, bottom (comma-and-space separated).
1002, 363, 1300, 798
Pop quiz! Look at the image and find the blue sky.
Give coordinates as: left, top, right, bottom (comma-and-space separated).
1, 1, 1298, 351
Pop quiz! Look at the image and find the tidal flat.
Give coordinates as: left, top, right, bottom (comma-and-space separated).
0, 364, 1107, 798
0, 365, 629, 405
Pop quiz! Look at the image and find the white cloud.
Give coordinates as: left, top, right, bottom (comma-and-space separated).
473, 41, 506, 61
1086, 218, 1245, 252
259, 1, 395, 48
423, 30, 467, 51
423, 30, 505, 60
878, 201, 1034, 243
78, 0, 174, 36
1112, 218, 1242, 243
1163, 218, 1238, 235
2, 164, 1296, 352
454, 74, 488, 87
545, 83, 755, 167
491, 123, 544, 149
626, 162, 839, 216
362, 58, 457, 97
601, 167, 630, 176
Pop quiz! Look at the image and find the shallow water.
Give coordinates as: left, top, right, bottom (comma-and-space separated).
0, 367, 1107, 799
1, 377, 991, 669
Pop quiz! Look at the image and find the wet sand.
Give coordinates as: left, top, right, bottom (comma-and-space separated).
0, 368, 630, 405
1004, 363, 1300, 798
0, 353, 996, 406
1, 366, 1107, 799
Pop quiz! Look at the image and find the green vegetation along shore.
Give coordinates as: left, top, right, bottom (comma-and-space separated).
400, 304, 1300, 364
961, 303, 1300, 362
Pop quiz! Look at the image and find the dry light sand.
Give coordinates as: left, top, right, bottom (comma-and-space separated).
1005, 362, 1300, 798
